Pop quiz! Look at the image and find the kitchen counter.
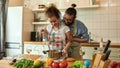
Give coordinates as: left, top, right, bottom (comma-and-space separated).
81, 42, 120, 48
0, 57, 93, 68
24, 41, 46, 45
24, 41, 120, 48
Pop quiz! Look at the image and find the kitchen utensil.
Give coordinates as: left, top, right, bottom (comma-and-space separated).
42, 27, 53, 57
102, 50, 111, 61
103, 40, 111, 53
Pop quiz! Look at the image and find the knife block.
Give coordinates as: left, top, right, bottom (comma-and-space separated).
98, 59, 111, 68
92, 53, 105, 68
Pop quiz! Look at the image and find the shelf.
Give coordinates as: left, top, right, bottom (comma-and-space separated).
77, 5, 99, 9
32, 5, 99, 12
32, 22, 50, 25
32, 8, 46, 12
60, 5, 99, 10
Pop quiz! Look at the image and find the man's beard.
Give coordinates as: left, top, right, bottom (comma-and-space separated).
65, 21, 74, 26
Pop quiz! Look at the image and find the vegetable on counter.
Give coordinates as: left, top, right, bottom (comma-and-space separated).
13, 59, 45, 68
33, 59, 44, 68
14, 59, 34, 68
72, 60, 85, 68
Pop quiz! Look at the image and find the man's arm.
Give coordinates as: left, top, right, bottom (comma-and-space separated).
72, 36, 88, 43
72, 20, 89, 43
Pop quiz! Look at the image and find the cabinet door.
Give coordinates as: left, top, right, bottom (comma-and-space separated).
24, 44, 48, 55
109, 48, 120, 62
9, 0, 23, 6
6, 7, 23, 43
81, 47, 95, 59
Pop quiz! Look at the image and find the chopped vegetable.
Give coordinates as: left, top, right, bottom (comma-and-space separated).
14, 59, 34, 68
14, 59, 45, 68
72, 60, 85, 68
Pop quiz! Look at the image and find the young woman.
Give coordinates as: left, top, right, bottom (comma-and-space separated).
41, 4, 72, 58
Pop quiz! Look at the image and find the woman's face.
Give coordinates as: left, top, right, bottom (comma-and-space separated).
49, 16, 59, 27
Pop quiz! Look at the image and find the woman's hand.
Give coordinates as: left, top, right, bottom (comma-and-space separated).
62, 49, 67, 56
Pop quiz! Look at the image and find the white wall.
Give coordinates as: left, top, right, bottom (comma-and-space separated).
76, 0, 120, 42
25, 0, 120, 42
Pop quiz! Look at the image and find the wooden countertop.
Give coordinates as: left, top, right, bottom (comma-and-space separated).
80, 42, 120, 48
24, 41, 120, 48
0, 55, 93, 68
0, 60, 88, 68
24, 41, 46, 45
0, 60, 15, 68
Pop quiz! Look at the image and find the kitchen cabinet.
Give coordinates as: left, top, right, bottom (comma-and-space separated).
81, 47, 120, 62
24, 43, 49, 55
24, 41, 120, 62
8, 0, 23, 6
81, 47, 97, 60
109, 48, 120, 62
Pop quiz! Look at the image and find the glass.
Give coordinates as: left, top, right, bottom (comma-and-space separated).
79, 48, 85, 56
26, 46, 32, 59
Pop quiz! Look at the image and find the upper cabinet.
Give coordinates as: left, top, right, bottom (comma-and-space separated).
8, 0, 23, 6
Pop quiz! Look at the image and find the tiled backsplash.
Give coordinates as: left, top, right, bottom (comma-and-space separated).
26, 0, 120, 42
76, 0, 120, 42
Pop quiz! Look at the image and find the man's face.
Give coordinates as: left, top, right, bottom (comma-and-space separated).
63, 13, 75, 26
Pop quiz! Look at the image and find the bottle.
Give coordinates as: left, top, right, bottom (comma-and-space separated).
35, 32, 39, 41
99, 37, 103, 48
98, 37, 104, 53
41, 29, 48, 42
89, 0, 93, 5
42, 33, 46, 42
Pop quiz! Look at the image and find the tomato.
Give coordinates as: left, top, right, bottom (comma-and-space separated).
52, 62, 59, 68
110, 61, 118, 68
117, 62, 120, 68
49, 60, 54, 68
59, 61, 68, 68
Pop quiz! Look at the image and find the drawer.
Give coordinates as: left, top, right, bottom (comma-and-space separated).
110, 54, 120, 58
109, 48, 120, 53
24, 44, 48, 55
81, 47, 96, 59
109, 54, 120, 62
109, 57, 120, 62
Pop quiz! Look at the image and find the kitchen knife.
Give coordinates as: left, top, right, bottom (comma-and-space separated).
102, 50, 111, 61
42, 27, 53, 57
103, 40, 111, 53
